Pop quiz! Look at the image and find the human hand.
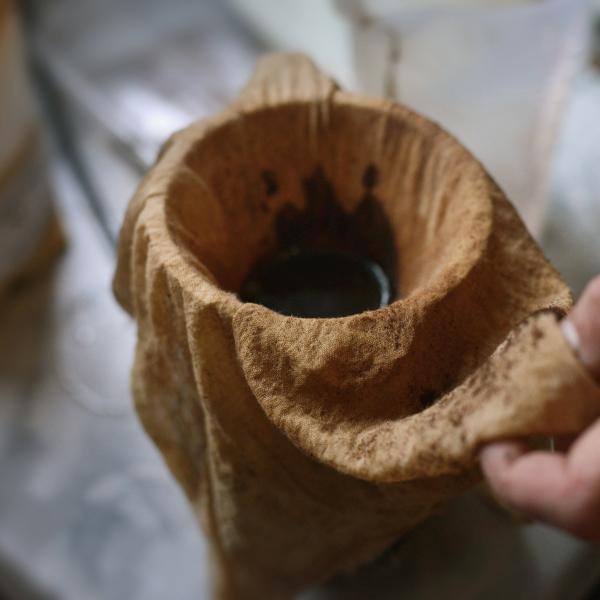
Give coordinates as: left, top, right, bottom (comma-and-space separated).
480, 276, 600, 541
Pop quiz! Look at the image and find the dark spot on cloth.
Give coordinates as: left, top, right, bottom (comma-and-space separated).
532, 326, 544, 343
419, 390, 439, 410
449, 412, 462, 427
362, 163, 379, 190
272, 166, 397, 295
261, 170, 279, 196
240, 166, 398, 315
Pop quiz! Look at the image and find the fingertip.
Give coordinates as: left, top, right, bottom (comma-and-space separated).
479, 441, 527, 474
566, 275, 600, 381
581, 275, 600, 305
480, 440, 526, 462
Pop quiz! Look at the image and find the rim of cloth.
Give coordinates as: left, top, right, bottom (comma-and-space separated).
125, 93, 497, 324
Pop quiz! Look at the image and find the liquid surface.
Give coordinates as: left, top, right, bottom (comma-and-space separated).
240, 250, 391, 318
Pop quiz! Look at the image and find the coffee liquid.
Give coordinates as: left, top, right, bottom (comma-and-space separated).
240, 250, 391, 318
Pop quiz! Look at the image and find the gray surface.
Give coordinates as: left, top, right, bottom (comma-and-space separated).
30, 0, 260, 168
28, 0, 262, 240
542, 68, 600, 296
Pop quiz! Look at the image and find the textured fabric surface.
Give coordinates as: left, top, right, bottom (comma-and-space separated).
113, 54, 600, 599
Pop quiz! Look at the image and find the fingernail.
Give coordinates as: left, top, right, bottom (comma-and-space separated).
481, 442, 523, 465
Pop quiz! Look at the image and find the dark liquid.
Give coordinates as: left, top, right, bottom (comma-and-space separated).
240, 250, 391, 318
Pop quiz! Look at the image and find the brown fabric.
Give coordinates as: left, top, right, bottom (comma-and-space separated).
0, 129, 64, 298
113, 54, 600, 599
5, 210, 64, 287
0, 128, 37, 191
0, 1, 11, 29
0, 210, 64, 299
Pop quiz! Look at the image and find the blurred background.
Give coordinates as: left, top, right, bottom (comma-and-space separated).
1, 0, 600, 598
